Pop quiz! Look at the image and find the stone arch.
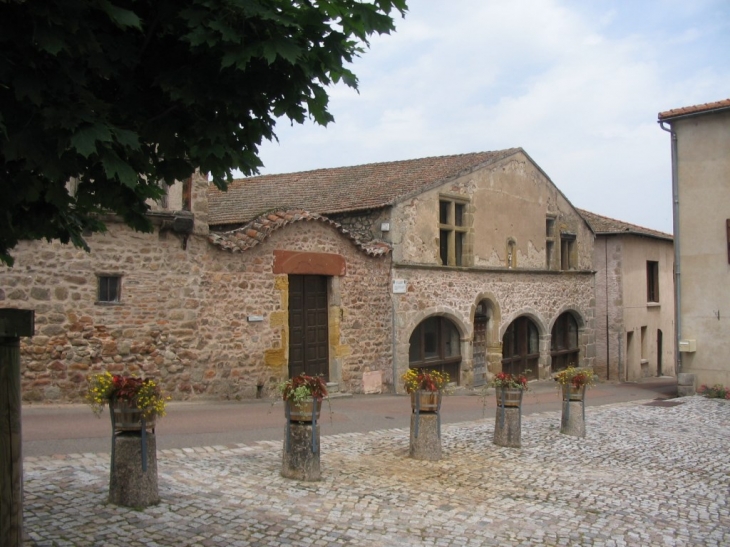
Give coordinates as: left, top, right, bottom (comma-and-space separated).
403, 307, 469, 387
548, 306, 589, 373
471, 293, 502, 386
500, 308, 550, 380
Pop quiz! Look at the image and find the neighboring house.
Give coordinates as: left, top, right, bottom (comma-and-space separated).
578, 209, 675, 382
2, 148, 596, 402
658, 98, 730, 388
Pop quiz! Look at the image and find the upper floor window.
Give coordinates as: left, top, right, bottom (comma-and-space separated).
506, 239, 516, 268
647, 261, 659, 303
97, 275, 122, 303
560, 233, 576, 270
439, 197, 470, 266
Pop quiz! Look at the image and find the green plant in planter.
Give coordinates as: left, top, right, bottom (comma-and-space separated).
279, 374, 328, 408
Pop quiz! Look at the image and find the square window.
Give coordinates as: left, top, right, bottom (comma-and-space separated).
98, 275, 121, 303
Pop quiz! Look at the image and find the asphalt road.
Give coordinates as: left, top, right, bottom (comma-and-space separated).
22, 377, 678, 457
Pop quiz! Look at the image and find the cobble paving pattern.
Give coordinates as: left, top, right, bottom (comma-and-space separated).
23, 396, 730, 547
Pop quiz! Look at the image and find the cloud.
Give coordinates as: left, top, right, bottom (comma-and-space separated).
254, 0, 730, 232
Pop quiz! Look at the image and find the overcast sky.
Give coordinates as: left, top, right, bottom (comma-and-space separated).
253, 0, 730, 234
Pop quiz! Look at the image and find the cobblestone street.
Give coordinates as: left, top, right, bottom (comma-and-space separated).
23, 396, 730, 547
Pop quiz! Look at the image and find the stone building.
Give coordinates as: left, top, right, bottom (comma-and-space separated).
658, 98, 730, 387
2, 148, 596, 402
578, 209, 675, 382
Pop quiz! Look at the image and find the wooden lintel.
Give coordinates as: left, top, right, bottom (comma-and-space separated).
0, 309, 35, 338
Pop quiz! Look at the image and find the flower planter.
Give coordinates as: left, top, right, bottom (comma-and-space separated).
562, 384, 586, 402
286, 399, 322, 423
496, 387, 524, 407
110, 400, 156, 432
410, 391, 441, 413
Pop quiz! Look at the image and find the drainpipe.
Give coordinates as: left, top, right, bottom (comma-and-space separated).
604, 237, 610, 380
659, 120, 682, 375
390, 252, 398, 394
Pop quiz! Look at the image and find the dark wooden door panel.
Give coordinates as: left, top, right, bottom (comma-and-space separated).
288, 275, 329, 380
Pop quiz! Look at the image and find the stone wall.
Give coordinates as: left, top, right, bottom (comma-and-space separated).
3, 218, 392, 402
392, 265, 595, 388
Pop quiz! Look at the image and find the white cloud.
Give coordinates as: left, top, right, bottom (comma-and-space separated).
254, 0, 730, 232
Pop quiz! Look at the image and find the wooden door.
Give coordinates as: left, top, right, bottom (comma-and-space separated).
473, 313, 487, 387
288, 275, 329, 380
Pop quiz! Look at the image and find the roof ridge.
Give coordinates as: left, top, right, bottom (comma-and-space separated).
577, 208, 672, 240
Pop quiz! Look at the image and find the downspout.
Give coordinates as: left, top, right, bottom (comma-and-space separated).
659, 119, 682, 375
604, 237, 610, 380
390, 251, 398, 394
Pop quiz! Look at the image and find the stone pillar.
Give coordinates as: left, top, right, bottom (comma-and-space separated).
409, 413, 441, 461
560, 400, 586, 437
109, 433, 160, 507
281, 423, 321, 481
493, 406, 521, 448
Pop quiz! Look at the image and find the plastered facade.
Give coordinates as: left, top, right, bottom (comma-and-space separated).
670, 109, 730, 386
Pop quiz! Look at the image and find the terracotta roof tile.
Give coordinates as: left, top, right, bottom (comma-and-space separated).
208, 149, 521, 226
208, 209, 392, 257
577, 209, 673, 241
658, 98, 730, 121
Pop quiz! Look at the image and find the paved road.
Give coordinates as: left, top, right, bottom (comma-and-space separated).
22, 378, 677, 456
21, 378, 730, 547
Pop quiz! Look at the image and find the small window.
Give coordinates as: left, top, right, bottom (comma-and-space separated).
97, 275, 121, 303
439, 201, 450, 224
647, 261, 659, 302
454, 203, 465, 227
560, 233, 576, 270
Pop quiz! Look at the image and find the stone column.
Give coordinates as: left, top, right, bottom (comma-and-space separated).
677, 373, 696, 397
560, 400, 586, 437
493, 406, 522, 448
409, 413, 441, 461
109, 432, 160, 507
281, 423, 321, 481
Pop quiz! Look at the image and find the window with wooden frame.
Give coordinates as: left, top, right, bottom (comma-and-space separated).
438, 197, 469, 267
501, 316, 539, 380
409, 316, 461, 383
97, 275, 122, 303
550, 312, 579, 372
646, 260, 659, 303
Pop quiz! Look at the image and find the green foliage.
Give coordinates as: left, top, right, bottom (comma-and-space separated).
698, 384, 730, 400
0, 0, 407, 265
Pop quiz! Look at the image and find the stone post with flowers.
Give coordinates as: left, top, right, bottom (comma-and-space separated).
280, 374, 328, 481
86, 372, 168, 507
403, 369, 449, 461
490, 372, 528, 448
554, 367, 596, 437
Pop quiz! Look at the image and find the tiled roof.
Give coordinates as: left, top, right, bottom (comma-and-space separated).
208, 148, 521, 226
208, 209, 392, 257
577, 209, 673, 241
658, 98, 730, 121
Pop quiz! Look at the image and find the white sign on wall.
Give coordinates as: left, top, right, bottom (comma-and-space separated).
392, 279, 407, 294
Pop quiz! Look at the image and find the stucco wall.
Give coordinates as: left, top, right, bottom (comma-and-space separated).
390, 152, 593, 271
674, 110, 730, 386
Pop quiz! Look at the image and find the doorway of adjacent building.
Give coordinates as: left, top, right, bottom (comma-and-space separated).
502, 316, 539, 380
473, 304, 488, 387
288, 275, 329, 380
657, 329, 663, 376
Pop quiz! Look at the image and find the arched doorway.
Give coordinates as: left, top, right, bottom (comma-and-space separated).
409, 316, 461, 384
502, 316, 539, 380
550, 312, 579, 372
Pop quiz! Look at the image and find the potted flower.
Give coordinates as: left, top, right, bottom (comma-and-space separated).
490, 371, 528, 408
86, 371, 168, 431
553, 366, 596, 401
402, 368, 450, 413
280, 374, 328, 422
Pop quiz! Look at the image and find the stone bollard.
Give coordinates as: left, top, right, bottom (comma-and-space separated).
560, 400, 586, 437
281, 422, 321, 481
409, 413, 441, 461
109, 432, 159, 507
493, 406, 522, 448
677, 373, 697, 397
